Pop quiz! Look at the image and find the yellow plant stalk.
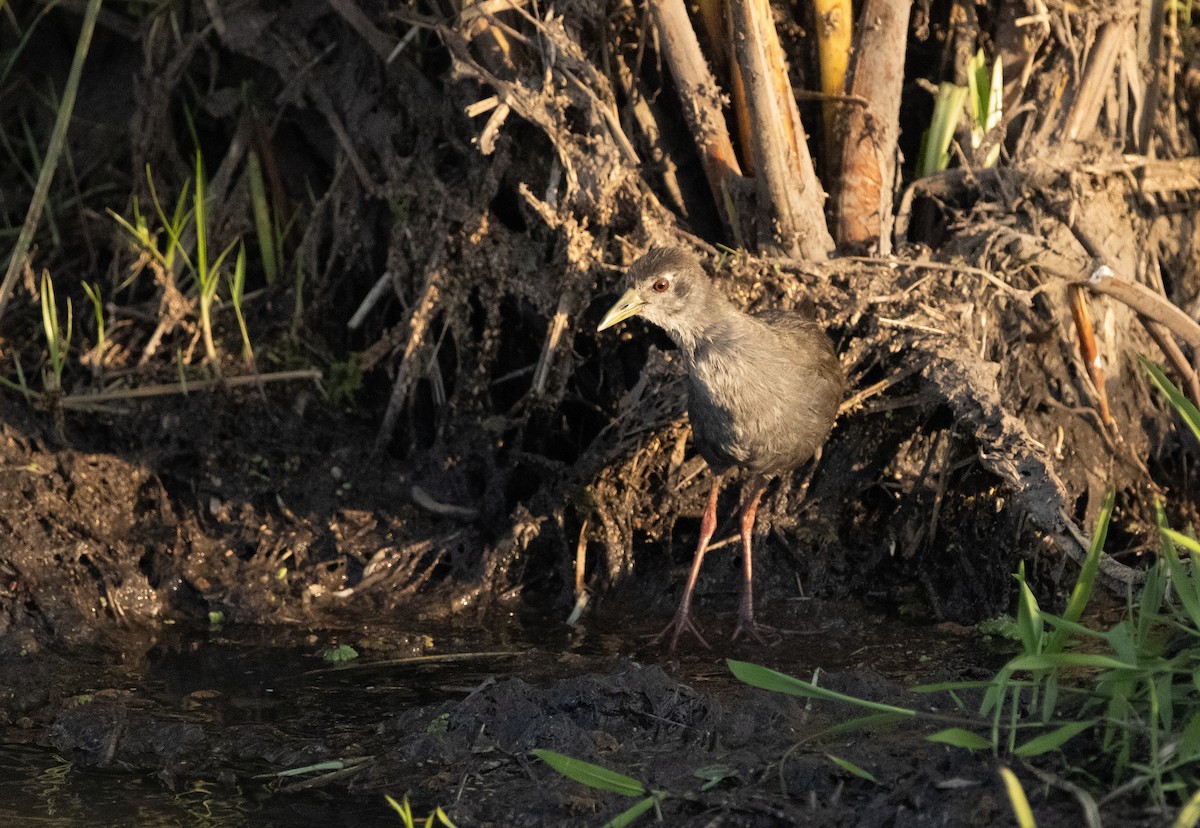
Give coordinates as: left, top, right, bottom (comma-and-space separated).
813, 0, 852, 165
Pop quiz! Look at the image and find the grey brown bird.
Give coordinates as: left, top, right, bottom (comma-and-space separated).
598, 247, 844, 650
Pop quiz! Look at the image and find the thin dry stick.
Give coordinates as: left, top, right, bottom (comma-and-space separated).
1047, 206, 1200, 352
1069, 267, 1200, 351
58, 369, 322, 408
533, 292, 572, 395
837, 361, 924, 416
1068, 284, 1115, 426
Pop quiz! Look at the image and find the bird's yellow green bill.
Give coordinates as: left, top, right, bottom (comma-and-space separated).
597, 289, 645, 332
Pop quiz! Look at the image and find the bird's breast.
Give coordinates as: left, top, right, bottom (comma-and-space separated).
686, 336, 840, 475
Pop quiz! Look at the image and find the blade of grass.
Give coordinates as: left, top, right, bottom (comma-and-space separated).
602, 796, 660, 828
0, 0, 102, 322
915, 82, 966, 179
1046, 486, 1115, 654
1174, 788, 1200, 828
532, 749, 648, 797
1013, 720, 1097, 756
927, 728, 993, 750
728, 660, 917, 717
999, 767, 1038, 828
826, 753, 877, 783
1139, 354, 1200, 442
247, 150, 279, 285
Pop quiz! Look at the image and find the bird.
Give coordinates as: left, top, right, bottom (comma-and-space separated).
597, 247, 844, 651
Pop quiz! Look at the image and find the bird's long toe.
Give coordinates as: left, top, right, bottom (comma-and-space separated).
650, 609, 711, 652
731, 612, 779, 646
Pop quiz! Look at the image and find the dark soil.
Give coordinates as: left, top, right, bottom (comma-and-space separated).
0, 389, 1150, 825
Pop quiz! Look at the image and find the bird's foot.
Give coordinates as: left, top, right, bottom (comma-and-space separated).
731, 613, 780, 646
649, 608, 711, 652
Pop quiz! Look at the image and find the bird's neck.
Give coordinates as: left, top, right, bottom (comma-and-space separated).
666, 289, 744, 362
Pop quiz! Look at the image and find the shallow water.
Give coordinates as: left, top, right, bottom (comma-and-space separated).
0, 598, 1005, 826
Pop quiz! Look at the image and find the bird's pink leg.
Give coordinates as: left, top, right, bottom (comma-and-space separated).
732, 476, 772, 644
653, 479, 722, 652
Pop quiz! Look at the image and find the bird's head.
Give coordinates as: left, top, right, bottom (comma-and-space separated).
597, 247, 709, 335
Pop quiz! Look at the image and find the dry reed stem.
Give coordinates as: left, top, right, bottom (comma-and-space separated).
832, 0, 911, 251
1068, 284, 1115, 426
649, 0, 744, 215
729, 0, 832, 258
58, 369, 323, 409
813, 0, 852, 168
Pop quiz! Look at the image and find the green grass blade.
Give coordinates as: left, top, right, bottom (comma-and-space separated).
1007, 653, 1136, 671
532, 749, 647, 797
247, 150, 279, 285
1139, 354, 1200, 443
727, 660, 917, 717
927, 728, 992, 750
385, 794, 415, 825
1012, 720, 1096, 756
912, 680, 996, 693
602, 796, 660, 828
1014, 565, 1045, 655
809, 712, 908, 740
915, 82, 967, 179
1160, 528, 1200, 628
1046, 486, 1115, 654
193, 149, 209, 289
825, 754, 878, 783
0, 0, 102, 321
1175, 789, 1200, 828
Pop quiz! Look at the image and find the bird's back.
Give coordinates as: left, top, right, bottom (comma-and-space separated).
687, 308, 843, 476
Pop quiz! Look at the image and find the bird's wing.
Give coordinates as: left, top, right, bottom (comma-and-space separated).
752, 308, 819, 332
751, 309, 844, 388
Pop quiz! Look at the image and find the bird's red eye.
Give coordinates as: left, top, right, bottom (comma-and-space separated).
652, 277, 670, 293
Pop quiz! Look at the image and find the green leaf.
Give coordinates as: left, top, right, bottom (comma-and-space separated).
386, 794, 415, 825
912, 680, 996, 693
1047, 486, 1113, 654
915, 82, 968, 178
1014, 567, 1044, 655
533, 749, 647, 797
809, 712, 908, 739
727, 660, 917, 717
1164, 528, 1200, 556
602, 795, 660, 828
273, 760, 346, 777
322, 644, 359, 664
692, 765, 738, 792
1178, 712, 1200, 763
825, 754, 878, 783
1007, 653, 1135, 672
1013, 720, 1095, 756
1139, 354, 1200, 443
1159, 528, 1200, 628
927, 728, 993, 750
